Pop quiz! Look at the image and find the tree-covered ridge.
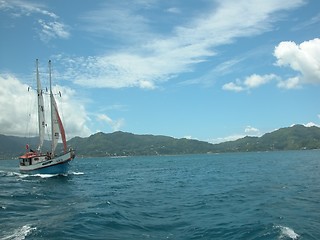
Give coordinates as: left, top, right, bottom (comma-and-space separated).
69, 131, 215, 157
215, 125, 320, 152
1, 124, 320, 159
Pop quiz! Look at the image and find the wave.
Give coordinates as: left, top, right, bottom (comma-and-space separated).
1, 225, 36, 240
0, 170, 22, 177
25, 171, 84, 178
70, 171, 84, 175
275, 225, 300, 239
2, 170, 84, 179
31, 173, 62, 178
11, 172, 61, 179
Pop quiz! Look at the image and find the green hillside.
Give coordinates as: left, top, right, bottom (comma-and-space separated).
213, 125, 320, 152
69, 131, 215, 157
1, 124, 320, 159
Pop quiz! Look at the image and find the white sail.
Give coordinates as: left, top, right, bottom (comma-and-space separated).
36, 59, 46, 152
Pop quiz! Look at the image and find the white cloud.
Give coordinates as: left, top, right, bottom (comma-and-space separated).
223, 74, 278, 92
245, 126, 260, 135
225, 38, 320, 92
276, 76, 300, 89
182, 135, 200, 141
210, 134, 245, 144
304, 122, 320, 128
222, 81, 244, 92
97, 114, 124, 132
0, 74, 91, 139
244, 74, 278, 88
0, 0, 70, 42
274, 38, 320, 88
0, 0, 58, 18
0, 74, 31, 137
56, 54, 170, 89
210, 125, 261, 143
38, 19, 70, 42
60, 0, 304, 89
213, 58, 244, 75
183, 135, 193, 140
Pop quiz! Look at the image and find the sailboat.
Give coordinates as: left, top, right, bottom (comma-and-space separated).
19, 59, 75, 174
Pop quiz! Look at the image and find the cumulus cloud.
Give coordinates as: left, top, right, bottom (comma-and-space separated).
276, 76, 300, 89
210, 125, 261, 143
224, 38, 320, 92
0, 74, 32, 137
244, 74, 278, 88
97, 114, 124, 132
223, 74, 278, 92
245, 126, 260, 135
222, 81, 244, 92
274, 38, 320, 88
0, 74, 91, 139
304, 122, 320, 128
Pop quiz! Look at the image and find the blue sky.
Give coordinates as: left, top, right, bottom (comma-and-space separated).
0, 0, 320, 143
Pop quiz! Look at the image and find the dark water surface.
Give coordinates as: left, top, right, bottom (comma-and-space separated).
1, 150, 320, 239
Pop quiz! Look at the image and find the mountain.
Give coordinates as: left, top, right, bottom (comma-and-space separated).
1, 124, 320, 159
0, 134, 59, 159
214, 124, 320, 152
0, 134, 36, 159
68, 131, 215, 157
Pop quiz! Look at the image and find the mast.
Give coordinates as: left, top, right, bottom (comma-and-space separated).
36, 59, 45, 152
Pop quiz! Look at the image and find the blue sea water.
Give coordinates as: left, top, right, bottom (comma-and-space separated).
1, 150, 320, 239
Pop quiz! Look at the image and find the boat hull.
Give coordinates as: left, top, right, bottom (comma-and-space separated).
19, 150, 75, 174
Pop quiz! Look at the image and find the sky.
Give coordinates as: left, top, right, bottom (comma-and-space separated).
0, 0, 320, 143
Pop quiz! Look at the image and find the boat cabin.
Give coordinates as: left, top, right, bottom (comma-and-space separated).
19, 152, 51, 166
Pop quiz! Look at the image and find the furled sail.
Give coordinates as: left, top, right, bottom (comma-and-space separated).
36, 59, 46, 152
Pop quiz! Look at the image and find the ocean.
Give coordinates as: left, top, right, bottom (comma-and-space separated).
1, 150, 319, 240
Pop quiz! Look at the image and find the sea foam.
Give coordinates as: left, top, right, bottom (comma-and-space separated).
2, 225, 36, 240
276, 225, 300, 239
70, 171, 85, 175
